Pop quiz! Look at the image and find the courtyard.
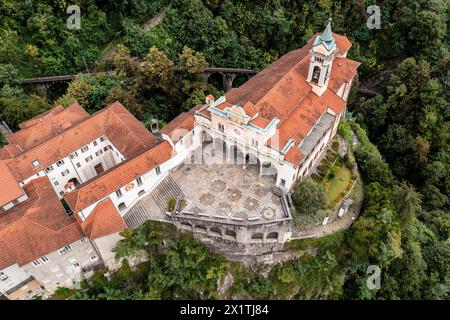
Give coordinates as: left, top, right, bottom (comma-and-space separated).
171, 159, 286, 223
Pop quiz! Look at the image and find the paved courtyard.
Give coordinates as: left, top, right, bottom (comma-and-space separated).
171, 161, 285, 223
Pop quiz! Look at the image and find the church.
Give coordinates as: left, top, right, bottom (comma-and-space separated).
0, 21, 359, 299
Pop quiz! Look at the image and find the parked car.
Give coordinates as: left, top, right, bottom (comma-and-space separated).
338, 199, 353, 217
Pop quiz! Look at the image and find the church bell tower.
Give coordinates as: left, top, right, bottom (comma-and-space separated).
307, 18, 337, 96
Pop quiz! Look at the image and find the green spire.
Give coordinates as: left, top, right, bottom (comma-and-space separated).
321, 18, 334, 42
313, 17, 336, 50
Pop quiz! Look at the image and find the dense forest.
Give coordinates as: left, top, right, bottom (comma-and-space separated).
1, 0, 449, 299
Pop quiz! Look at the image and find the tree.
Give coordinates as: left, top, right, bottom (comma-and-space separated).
142, 47, 175, 93
62, 76, 93, 109
179, 46, 209, 75
106, 87, 143, 118
0, 63, 20, 88
0, 91, 50, 129
292, 177, 326, 216
393, 182, 422, 228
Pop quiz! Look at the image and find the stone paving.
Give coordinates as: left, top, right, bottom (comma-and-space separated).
171, 160, 285, 223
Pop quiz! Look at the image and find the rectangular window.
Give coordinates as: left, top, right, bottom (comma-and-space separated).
40, 256, 50, 263
104, 145, 112, 152
69, 152, 78, 159
95, 150, 103, 157
91, 255, 98, 261
93, 140, 98, 146
73, 263, 80, 268
218, 123, 224, 132
100, 136, 106, 142
45, 166, 54, 173
0, 272, 9, 281
81, 145, 89, 153
32, 160, 40, 167
115, 189, 123, 198
251, 139, 258, 148
85, 156, 93, 163
56, 160, 65, 167
280, 179, 286, 187
58, 245, 72, 255
59, 191, 65, 196
80, 237, 87, 244
76, 162, 81, 168
32, 259, 41, 267
61, 169, 70, 177
137, 176, 143, 186
155, 166, 161, 175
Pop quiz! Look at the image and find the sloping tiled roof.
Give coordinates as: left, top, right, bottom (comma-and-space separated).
222, 32, 354, 122
18, 105, 64, 129
6, 102, 158, 182
216, 31, 358, 167
0, 144, 22, 160
249, 116, 271, 129
78, 198, 126, 240
160, 105, 201, 143
0, 177, 85, 269
328, 57, 361, 94
7, 104, 90, 152
0, 160, 24, 207
64, 140, 175, 213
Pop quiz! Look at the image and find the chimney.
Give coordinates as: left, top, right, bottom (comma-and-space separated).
205, 94, 215, 106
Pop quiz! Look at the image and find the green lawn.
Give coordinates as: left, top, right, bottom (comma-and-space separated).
323, 165, 352, 208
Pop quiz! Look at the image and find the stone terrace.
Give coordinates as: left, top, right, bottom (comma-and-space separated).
171, 162, 285, 223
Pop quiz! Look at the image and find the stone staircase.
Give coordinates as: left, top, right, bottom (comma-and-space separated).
123, 200, 154, 229
152, 174, 186, 212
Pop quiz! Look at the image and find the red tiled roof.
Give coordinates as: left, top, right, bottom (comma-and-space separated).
0, 144, 22, 160
0, 177, 85, 269
225, 39, 314, 116
217, 32, 358, 167
160, 105, 201, 143
7, 102, 158, 182
64, 140, 175, 212
328, 57, 361, 95
284, 147, 304, 169
7, 104, 90, 152
249, 116, 271, 129
18, 106, 64, 129
0, 160, 24, 207
333, 33, 353, 56
79, 198, 126, 240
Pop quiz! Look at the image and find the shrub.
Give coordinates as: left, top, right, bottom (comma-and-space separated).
167, 197, 176, 211
338, 120, 352, 142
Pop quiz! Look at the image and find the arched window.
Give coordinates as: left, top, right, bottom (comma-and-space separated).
210, 227, 221, 236
266, 232, 279, 239
195, 225, 207, 233
251, 233, 264, 240
181, 222, 192, 229
224, 229, 236, 238
312, 66, 321, 83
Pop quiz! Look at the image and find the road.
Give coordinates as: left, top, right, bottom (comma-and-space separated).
92, 8, 167, 72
